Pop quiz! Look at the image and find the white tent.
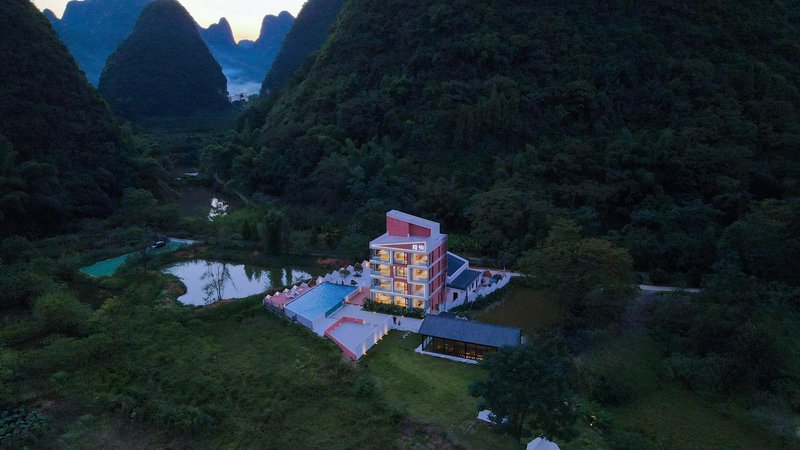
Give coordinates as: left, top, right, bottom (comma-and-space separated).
527, 437, 560, 450
476, 410, 507, 424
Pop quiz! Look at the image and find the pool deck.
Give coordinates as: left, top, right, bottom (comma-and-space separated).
330, 322, 381, 351
313, 304, 423, 335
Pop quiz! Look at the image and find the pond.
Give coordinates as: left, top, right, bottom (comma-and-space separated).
163, 260, 313, 306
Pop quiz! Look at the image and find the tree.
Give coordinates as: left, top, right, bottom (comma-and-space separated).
202, 262, 233, 304
470, 343, 578, 442
518, 219, 635, 325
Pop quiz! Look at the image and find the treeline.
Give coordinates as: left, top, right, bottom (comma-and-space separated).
0, 0, 135, 235
206, 0, 799, 283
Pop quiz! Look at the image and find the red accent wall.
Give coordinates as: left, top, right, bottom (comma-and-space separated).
387, 216, 432, 237
387, 217, 409, 236
408, 223, 432, 237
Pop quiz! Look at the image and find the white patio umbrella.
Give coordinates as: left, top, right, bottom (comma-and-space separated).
527, 437, 559, 450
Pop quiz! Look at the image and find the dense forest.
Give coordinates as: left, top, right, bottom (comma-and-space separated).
99, 0, 230, 119
260, 0, 346, 94
0, 0, 136, 235
214, 0, 800, 280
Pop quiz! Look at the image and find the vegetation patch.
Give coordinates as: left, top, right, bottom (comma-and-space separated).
362, 300, 425, 319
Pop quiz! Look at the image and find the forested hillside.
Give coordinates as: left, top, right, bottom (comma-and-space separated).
99, 0, 230, 119
0, 0, 133, 235
218, 0, 800, 279
260, 0, 345, 94
44, 0, 151, 84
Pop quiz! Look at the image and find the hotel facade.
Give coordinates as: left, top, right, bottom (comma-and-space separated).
369, 210, 448, 313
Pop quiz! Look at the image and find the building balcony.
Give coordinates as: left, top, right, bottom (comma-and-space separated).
370, 249, 391, 264
371, 264, 391, 278
393, 251, 408, 265
412, 254, 429, 266
371, 280, 392, 292
410, 268, 429, 282
410, 283, 426, 297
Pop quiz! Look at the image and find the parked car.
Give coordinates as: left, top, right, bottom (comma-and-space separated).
149, 240, 166, 249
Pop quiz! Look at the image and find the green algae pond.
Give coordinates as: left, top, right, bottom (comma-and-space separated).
79, 239, 194, 277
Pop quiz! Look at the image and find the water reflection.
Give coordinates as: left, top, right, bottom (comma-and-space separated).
163, 260, 312, 306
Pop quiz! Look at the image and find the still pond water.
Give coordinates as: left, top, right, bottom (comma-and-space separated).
163, 260, 312, 306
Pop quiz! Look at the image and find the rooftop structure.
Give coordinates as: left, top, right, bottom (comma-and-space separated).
418, 314, 521, 361
369, 210, 448, 313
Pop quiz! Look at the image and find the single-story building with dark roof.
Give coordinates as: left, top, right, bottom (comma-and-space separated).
444, 251, 483, 308
418, 314, 522, 361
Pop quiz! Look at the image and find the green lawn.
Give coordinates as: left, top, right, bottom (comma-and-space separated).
474, 286, 566, 334
580, 334, 798, 450
361, 331, 518, 449
610, 386, 797, 449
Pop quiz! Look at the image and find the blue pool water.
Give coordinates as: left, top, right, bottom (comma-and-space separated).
285, 283, 357, 321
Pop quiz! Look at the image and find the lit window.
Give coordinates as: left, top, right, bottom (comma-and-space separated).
394, 251, 408, 264
393, 281, 407, 293
375, 264, 391, 277
395, 266, 408, 277
413, 253, 428, 265
412, 298, 424, 309
394, 296, 408, 307
374, 293, 391, 304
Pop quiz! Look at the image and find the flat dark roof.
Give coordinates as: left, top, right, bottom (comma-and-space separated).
419, 315, 521, 348
447, 269, 482, 290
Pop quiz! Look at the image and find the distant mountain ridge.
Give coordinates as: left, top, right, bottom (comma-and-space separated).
98, 0, 229, 119
45, 0, 293, 94
261, 0, 345, 94
199, 11, 294, 96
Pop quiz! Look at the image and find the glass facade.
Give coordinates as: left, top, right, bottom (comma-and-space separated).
421, 336, 497, 361
372, 249, 390, 263
411, 268, 428, 281
374, 264, 391, 277
412, 253, 428, 265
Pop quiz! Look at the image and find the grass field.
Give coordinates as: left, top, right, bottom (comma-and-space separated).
360, 331, 518, 449
609, 385, 797, 450
474, 286, 566, 334
470, 284, 800, 450
360, 331, 609, 450
7, 270, 399, 449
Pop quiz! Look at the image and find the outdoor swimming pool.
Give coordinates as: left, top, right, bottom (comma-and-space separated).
284, 283, 357, 329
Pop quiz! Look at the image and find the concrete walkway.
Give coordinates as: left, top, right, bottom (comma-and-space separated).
638, 284, 701, 293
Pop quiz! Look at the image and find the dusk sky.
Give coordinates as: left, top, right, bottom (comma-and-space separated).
32, 0, 306, 41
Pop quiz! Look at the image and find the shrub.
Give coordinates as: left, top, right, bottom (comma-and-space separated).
649, 268, 673, 285
32, 291, 91, 335
0, 406, 46, 445
362, 300, 424, 319
449, 282, 512, 315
